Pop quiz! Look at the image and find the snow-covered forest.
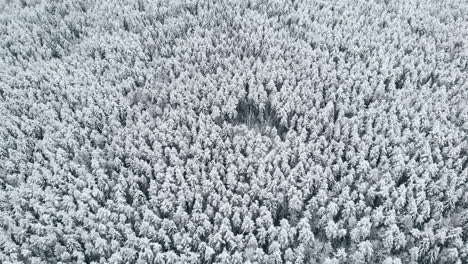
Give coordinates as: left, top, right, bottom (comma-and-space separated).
0, 0, 467, 263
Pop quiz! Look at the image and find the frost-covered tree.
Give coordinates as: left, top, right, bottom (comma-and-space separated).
0, 0, 467, 263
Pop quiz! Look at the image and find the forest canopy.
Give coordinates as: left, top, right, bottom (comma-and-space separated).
0, 0, 467, 263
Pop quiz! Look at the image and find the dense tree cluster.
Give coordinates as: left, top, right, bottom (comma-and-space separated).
1, 0, 467, 263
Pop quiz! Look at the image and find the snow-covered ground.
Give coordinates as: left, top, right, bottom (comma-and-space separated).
0, 0, 467, 263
